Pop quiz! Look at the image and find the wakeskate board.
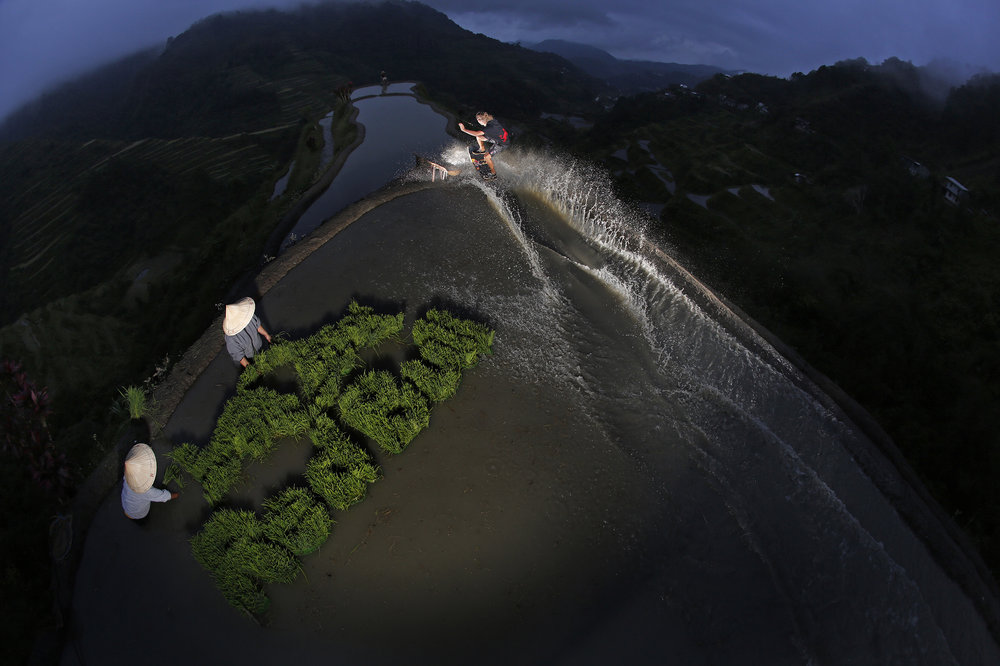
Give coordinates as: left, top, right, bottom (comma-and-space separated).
469, 145, 496, 180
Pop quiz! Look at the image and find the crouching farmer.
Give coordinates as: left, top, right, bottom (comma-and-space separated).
121, 443, 177, 521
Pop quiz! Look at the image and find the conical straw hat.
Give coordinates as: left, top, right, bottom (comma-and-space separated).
223, 297, 256, 336
124, 443, 157, 493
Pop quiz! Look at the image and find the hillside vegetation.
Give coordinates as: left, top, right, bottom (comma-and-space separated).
1, 1, 999, 661
573, 58, 1000, 572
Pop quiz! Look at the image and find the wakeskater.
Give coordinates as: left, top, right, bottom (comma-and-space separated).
459, 111, 510, 181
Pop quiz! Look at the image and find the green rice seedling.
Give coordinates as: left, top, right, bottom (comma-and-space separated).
200, 455, 245, 505
262, 487, 333, 556
118, 385, 149, 420
338, 370, 430, 454
349, 458, 381, 484
238, 337, 305, 391
309, 413, 349, 449
305, 446, 378, 510
191, 508, 297, 615
307, 350, 360, 411
162, 462, 185, 489
400, 359, 462, 402
236, 539, 300, 584
412, 309, 495, 369
306, 460, 372, 511
419, 309, 495, 353
166, 442, 205, 480
216, 568, 269, 616
415, 338, 475, 370
191, 509, 264, 572
294, 354, 329, 398
211, 387, 308, 462
311, 323, 354, 355
334, 301, 404, 350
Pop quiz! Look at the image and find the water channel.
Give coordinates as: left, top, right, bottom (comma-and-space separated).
280, 83, 455, 249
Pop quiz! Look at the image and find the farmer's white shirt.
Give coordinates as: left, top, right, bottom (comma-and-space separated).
121, 477, 173, 519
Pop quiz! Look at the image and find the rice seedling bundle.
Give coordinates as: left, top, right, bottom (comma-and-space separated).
212, 387, 304, 458
166, 442, 206, 479
162, 462, 185, 488
191, 508, 300, 615
200, 455, 245, 505
262, 487, 333, 556
412, 309, 494, 370
310, 323, 354, 355
191, 508, 264, 571
177, 303, 494, 617
305, 448, 375, 510
334, 301, 404, 349
337, 370, 430, 454
400, 358, 462, 402
238, 338, 305, 389
118, 385, 149, 420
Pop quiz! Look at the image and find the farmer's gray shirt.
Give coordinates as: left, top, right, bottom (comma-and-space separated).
225, 314, 263, 364
121, 478, 172, 519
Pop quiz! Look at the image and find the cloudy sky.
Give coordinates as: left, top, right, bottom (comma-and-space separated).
1, 0, 998, 122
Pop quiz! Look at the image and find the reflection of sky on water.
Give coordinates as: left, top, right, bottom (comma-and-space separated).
269, 160, 295, 201
282, 83, 454, 250
318, 110, 335, 168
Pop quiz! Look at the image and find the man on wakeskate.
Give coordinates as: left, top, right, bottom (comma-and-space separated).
459, 111, 510, 180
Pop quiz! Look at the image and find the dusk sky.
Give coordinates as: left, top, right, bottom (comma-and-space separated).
2, 0, 998, 122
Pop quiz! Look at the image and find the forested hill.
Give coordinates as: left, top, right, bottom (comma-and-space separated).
525, 39, 732, 93
565, 57, 1000, 579
0, 1, 603, 142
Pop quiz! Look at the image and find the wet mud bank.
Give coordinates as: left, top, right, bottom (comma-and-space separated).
61, 163, 1000, 664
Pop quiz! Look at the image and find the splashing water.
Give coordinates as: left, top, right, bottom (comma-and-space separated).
419, 145, 998, 664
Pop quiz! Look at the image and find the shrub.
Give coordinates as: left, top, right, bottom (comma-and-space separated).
1, 359, 72, 501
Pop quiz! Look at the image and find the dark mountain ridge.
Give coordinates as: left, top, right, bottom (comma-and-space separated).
525, 38, 736, 93
0, 2, 604, 142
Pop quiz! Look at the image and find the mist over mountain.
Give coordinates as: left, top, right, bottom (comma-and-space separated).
525, 39, 733, 93
0, 2, 604, 142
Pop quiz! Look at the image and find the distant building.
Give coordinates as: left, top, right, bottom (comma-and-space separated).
943, 177, 969, 205
901, 156, 930, 179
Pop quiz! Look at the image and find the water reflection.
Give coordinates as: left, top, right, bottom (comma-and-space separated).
281, 83, 453, 250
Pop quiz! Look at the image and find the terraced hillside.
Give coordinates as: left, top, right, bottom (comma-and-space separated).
0, 125, 298, 321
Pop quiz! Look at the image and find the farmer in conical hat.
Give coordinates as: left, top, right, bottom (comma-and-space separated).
223, 297, 272, 368
121, 443, 177, 521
